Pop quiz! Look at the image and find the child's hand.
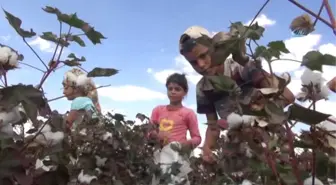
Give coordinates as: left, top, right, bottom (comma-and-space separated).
201, 147, 215, 163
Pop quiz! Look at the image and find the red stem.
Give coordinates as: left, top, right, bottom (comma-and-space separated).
322, 0, 336, 29
37, 26, 72, 90
285, 122, 303, 185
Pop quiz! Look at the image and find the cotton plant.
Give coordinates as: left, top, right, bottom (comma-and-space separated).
0, 44, 22, 71
296, 67, 330, 101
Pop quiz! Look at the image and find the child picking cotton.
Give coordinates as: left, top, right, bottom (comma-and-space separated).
148, 73, 202, 185
62, 68, 101, 130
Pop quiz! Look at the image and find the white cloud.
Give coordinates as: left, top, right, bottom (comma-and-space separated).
245, 14, 276, 27
262, 34, 322, 74
146, 68, 153, 73
150, 55, 202, 85
0, 35, 11, 42
98, 85, 166, 102
28, 37, 55, 52
28, 37, 70, 57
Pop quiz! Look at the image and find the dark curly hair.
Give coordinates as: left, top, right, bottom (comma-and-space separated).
165, 73, 188, 92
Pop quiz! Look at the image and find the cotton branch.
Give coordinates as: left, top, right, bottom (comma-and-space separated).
22, 38, 48, 70
48, 84, 111, 102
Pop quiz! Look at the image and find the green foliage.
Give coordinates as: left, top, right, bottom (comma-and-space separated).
3, 9, 36, 38
301, 50, 336, 72
0, 2, 335, 185
230, 21, 265, 40
87, 67, 119, 77
255, 40, 290, 61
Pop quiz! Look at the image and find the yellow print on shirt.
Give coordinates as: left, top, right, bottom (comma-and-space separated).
159, 118, 174, 132
159, 118, 174, 144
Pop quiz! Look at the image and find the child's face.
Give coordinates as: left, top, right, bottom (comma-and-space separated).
167, 82, 186, 103
63, 84, 78, 100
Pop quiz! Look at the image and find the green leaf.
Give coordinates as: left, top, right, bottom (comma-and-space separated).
287, 103, 331, 125
62, 60, 81, 67
40, 32, 69, 47
267, 40, 290, 59
71, 35, 85, 47
255, 40, 290, 61
67, 53, 86, 61
267, 41, 290, 54
206, 75, 237, 92
58, 13, 86, 29
230, 21, 265, 40
87, 67, 118, 77
302, 51, 336, 72
42, 6, 86, 29
63, 53, 86, 67
254, 46, 272, 61
82, 24, 107, 44
3, 9, 36, 38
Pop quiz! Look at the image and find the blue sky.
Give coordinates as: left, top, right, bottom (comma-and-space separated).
1, 0, 335, 139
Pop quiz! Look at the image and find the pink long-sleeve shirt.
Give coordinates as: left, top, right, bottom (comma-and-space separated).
150, 105, 202, 148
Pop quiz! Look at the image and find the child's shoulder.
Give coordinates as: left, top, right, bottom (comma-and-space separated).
71, 97, 93, 107
181, 106, 196, 115
152, 105, 167, 111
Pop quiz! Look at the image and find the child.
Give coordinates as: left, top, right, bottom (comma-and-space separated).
149, 73, 202, 185
62, 68, 101, 130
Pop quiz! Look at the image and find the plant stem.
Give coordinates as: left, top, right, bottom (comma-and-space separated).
22, 38, 48, 70
48, 84, 111, 102
285, 121, 303, 185
270, 58, 302, 63
37, 26, 72, 90
19, 62, 45, 73
288, 0, 335, 30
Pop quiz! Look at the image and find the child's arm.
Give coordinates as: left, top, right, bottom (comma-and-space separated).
242, 61, 295, 106
66, 110, 79, 129
147, 106, 160, 139
183, 111, 202, 148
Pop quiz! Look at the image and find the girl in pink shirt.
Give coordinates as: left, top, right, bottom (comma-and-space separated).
149, 73, 201, 185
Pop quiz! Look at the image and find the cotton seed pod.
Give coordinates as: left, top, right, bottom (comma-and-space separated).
290, 14, 315, 36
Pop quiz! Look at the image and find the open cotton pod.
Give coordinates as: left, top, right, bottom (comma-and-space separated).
0, 44, 22, 71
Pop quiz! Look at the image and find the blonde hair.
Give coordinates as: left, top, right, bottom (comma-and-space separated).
63, 68, 101, 112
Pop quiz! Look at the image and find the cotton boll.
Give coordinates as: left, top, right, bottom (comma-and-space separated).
0, 106, 22, 125
77, 170, 97, 184
241, 179, 252, 185
8, 51, 18, 67
303, 176, 324, 185
0, 46, 11, 64
227, 113, 243, 129
319, 85, 330, 99
1, 123, 14, 136
40, 124, 51, 133
95, 155, 107, 167
301, 68, 325, 86
44, 131, 64, 146
241, 115, 255, 126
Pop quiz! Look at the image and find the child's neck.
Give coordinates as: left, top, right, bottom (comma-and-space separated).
167, 102, 182, 111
